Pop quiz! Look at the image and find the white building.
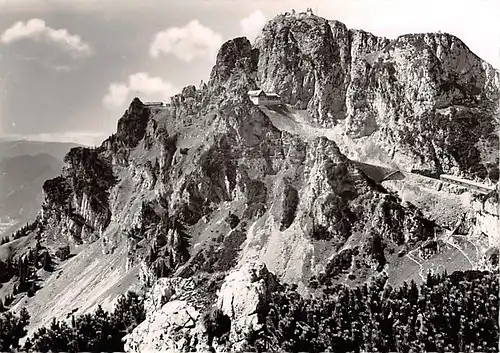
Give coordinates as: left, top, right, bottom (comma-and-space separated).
247, 90, 281, 106
144, 101, 171, 108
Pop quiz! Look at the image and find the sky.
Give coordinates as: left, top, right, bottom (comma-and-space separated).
0, 0, 499, 146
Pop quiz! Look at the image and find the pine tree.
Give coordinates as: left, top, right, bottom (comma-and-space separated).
409, 280, 419, 305
42, 251, 51, 271
0, 308, 30, 351
174, 221, 191, 263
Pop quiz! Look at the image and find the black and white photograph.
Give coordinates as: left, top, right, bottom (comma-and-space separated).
0, 0, 498, 352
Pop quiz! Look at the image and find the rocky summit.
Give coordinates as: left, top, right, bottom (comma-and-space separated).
0, 10, 498, 353
255, 13, 499, 181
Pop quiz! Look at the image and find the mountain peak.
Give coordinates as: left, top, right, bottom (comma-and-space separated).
128, 97, 145, 110
208, 36, 256, 90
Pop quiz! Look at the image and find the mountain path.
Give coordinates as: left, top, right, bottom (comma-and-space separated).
406, 250, 426, 282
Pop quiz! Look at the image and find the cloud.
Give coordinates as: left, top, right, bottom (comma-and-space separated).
103, 72, 179, 110
52, 64, 74, 73
0, 18, 92, 57
149, 20, 223, 62
240, 10, 267, 41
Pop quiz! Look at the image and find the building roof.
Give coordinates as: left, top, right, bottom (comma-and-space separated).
247, 89, 264, 97
247, 90, 280, 98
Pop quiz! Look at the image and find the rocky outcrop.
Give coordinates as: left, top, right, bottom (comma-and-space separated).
209, 37, 258, 91
114, 97, 151, 148
471, 190, 500, 247
124, 262, 278, 353
40, 147, 116, 243
217, 261, 279, 350
279, 180, 299, 231
123, 277, 208, 353
344, 32, 499, 180
256, 16, 371, 125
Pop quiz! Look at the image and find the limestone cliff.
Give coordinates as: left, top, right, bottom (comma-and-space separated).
255, 12, 499, 181
471, 190, 500, 248
124, 262, 279, 353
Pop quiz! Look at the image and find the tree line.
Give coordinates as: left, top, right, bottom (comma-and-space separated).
0, 291, 144, 352
245, 270, 499, 353
0, 267, 497, 352
25, 291, 145, 352
0, 219, 39, 245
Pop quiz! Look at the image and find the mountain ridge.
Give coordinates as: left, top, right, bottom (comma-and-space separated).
0, 12, 498, 352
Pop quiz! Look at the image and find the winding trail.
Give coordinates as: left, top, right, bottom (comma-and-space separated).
444, 236, 474, 267
406, 249, 426, 282
405, 221, 474, 283
442, 219, 475, 268
453, 234, 480, 263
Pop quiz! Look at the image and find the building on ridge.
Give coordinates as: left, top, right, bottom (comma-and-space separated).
247, 89, 281, 106
144, 101, 165, 107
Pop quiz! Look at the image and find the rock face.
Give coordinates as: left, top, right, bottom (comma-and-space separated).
40, 148, 116, 243
124, 262, 278, 353
255, 13, 499, 181
471, 191, 500, 247
123, 277, 208, 353
217, 261, 279, 350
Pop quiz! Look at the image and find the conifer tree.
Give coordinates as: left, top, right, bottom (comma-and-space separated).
42, 251, 51, 271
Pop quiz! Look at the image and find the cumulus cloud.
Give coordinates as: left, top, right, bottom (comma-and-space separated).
240, 10, 267, 41
0, 18, 92, 57
103, 72, 179, 110
149, 20, 223, 62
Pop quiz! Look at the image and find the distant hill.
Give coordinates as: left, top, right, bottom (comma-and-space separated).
0, 139, 80, 161
0, 140, 80, 238
0, 153, 63, 219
